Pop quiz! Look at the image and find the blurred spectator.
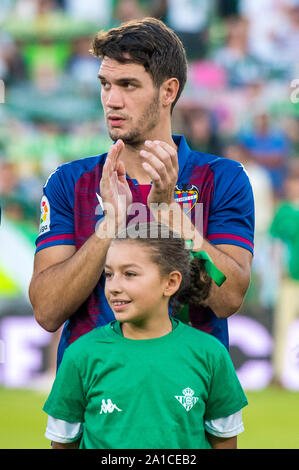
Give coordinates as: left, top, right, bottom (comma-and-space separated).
238, 111, 290, 198
113, 0, 148, 23
284, 117, 299, 158
0, 161, 22, 200
0, 160, 37, 223
14, 0, 62, 19
225, 142, 274, 237
225, 142, 276, 307
0, 0, 13, 23
270, 160, 299, 386
216, 0, 239, 18
179, 105, 223, 155
163, 0, 215, 61
212, 15, 265, 87
240, 0, 284, 64
0, 33, 26, 85
64, 0, 113, 26
241, 0, 299, 77
35, 0, 61, 15
22, 38, 70, 91
274, 0, 299, 74
66, 35, 100, 88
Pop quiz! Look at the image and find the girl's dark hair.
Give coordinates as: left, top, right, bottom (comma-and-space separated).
113, 222, 212, 310
90, 17, 187, 112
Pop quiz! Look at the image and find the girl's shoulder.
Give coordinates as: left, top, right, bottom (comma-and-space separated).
177, 320, 228, 356
63, 323, 117, 358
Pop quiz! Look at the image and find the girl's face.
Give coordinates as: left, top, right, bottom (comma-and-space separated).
104, 241, 180, 330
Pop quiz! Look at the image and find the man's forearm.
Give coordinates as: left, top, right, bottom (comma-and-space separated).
30, 231, 112, 332
194, 239, 251, 318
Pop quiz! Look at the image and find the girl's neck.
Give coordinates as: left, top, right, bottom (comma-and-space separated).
120, 316, 173, 340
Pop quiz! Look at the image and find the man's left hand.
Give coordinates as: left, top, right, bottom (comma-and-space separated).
140, 140, 178, 207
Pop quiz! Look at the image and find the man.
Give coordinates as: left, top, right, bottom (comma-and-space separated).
29, 18, 254, 367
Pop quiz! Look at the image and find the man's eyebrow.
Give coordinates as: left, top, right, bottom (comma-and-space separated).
97, 74, 141, 85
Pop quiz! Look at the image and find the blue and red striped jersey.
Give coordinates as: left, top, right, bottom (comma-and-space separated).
35, 135, 254, 366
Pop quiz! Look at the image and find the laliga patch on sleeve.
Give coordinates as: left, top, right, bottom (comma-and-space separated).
39, 195, 51, 235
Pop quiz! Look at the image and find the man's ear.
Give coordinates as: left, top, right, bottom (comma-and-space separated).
161, 78, 179, 108
163, 270, 182, 298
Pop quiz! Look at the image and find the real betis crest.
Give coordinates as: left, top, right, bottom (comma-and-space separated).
175, 387, 199, 412
174, 183, 199, 214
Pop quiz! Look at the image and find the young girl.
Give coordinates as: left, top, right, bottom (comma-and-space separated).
43, 223, 247, 449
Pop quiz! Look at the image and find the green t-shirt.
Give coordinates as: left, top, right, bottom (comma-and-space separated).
270, 202, 299, 280
43, 319, 247, 449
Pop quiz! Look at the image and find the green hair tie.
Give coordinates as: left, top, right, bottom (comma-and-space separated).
185, 240, 226, 287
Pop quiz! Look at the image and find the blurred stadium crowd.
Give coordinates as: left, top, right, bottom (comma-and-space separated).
0, 0, 298, 389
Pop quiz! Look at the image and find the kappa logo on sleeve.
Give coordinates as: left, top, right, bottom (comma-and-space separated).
39, 195, 50, 235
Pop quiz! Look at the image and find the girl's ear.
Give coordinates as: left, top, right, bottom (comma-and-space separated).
163, 271, 182, 298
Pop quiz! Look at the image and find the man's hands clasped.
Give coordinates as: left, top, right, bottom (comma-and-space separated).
97, 138, 185, 238
140, 140, 179, 207
98, 139, 132, 237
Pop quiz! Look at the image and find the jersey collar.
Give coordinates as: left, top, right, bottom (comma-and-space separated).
124, 134, 191, 185
173, 134, 192, 182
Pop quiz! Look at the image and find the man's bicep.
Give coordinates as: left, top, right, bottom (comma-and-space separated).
32, 245, 76, 278
202, 243, 253, 317
214, 244, 253, 301
207, 161, 255, 255
215, 244, 253, 273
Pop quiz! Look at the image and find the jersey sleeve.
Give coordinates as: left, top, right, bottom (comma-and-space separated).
205, 409, 244, 438
35, 164, 76, 253
207, 161, 255, 254
43, 345, 86, 423
45, 416, 83, 443
205, 342, 248, 421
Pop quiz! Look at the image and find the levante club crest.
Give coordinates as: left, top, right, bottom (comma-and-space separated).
174, 184, 200, 213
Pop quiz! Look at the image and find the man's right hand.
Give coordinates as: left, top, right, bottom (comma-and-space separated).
99, 140, 132, 235
29, 140, 133, 332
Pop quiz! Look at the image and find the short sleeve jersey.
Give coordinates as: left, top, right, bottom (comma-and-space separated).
43, 319, 248, 449
35, 135, 255, 365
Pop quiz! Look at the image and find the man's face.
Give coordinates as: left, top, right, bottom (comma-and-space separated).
98, 57, 161, 146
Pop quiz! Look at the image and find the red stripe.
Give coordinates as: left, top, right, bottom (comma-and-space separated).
37, 234, 74, 247
207, 233, 254, 249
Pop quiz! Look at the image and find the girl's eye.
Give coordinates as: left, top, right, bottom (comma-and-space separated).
125, 272, 137, 277
104, 272, 112, 279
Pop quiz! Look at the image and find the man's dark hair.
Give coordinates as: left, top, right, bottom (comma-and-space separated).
90, 17, 188, 112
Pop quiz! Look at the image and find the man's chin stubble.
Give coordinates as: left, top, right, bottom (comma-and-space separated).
109, 130, 144, 149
